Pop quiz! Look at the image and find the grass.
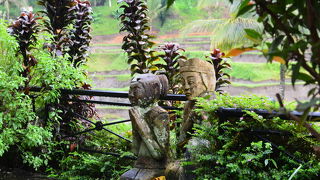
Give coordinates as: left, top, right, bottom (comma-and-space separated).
181, 51, 211, 59
92, 5, 120, 36
232, 81, 305, 88
155, 0, 218, 35
95, 87, 130, 91
163, 35, 211, 41
88, 53, 128, 72
87, 44, 293, 83
93, 49, 123, 54
171, 41, 211, 45
92, 43, 122, 47
100, 113, 123, 120
107, 122, 132, 136
91, 74, 131, 82
87, 51, 283, 82
228, 62, 281, 81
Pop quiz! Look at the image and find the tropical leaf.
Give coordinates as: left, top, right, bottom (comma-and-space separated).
196, 0, 229, 10
166, 0, 174, 9
244, 28, 262, 44
226, 47, 256, 57
181, 19, 224, 36
210, 17, 262, 53
272, 56, 285, 64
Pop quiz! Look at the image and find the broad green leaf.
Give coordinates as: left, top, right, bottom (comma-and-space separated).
291, 62, 301, 87
296, 98, 320, 112
270, 159, 278, 169
269, 35, 285, 54
236, 0, 254, 17
167, 0, 175, 9
244, 28, 262, 43
296, 72, 314, 83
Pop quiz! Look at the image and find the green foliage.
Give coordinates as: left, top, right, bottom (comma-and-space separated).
195, 93, 278, 112
236, 0, 320, 110
180, 0, 263, 53
231, 0, 320, 141
53, 151, 131, 180
31, 36, 87, 90
0, 14, 88, 170
0, 20, 53, 169
206, 49, 231, 92
119, 0, 159, 75
49, 123, 133, 180
188, 94, 320, 179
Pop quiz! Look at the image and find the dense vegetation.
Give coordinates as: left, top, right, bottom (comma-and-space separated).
188, 94, 320, 179
0, 0, 319, 179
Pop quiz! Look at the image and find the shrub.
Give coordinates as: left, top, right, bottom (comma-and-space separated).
0, 20, 52, 170
187, 93, 320, 179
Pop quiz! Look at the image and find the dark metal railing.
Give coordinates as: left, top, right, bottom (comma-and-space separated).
216, 107, 320, 121
29, 86, 188, 101
29, 87, 320, 161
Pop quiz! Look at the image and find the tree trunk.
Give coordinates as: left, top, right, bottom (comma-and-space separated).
280, 64, 286, 100
5, 0, 9, 19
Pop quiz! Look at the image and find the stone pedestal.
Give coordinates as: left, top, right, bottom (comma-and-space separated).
120, 168, 165, 180
120, 157, 166, 180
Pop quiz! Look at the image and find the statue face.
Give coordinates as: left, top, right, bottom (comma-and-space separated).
128, 82, 146, 106
181, 72, 207, 100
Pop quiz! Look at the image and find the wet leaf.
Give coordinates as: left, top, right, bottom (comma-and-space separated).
226, 48, 256, 57
272, 56, 285, 64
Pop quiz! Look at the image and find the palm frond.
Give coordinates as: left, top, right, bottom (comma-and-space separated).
210, 17, 262, 53
196, 0, 230, 10
180, 19, 224, 36
147, 0, 166, 21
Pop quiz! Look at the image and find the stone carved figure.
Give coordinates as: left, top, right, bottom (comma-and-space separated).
121, 74, 170, 180
165, 58, 216, 180
178, 58, 216, 148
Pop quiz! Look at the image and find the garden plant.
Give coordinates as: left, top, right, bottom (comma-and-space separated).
0, 0, 319, 179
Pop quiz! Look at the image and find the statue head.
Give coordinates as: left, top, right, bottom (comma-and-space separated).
179, 58, 216, 100
129, 74, 169, 107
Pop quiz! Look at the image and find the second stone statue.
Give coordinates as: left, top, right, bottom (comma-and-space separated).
121, 73, 170, 180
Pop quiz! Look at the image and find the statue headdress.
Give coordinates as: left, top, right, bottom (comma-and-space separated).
131, 73, 169, 100
179, 58, 216, 92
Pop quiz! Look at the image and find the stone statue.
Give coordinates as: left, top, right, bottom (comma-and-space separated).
121, 74, 170, 180
178, 58, 216, 148
165, 58, 216, 180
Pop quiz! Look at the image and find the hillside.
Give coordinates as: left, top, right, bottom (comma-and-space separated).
1, 0, 312, 119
